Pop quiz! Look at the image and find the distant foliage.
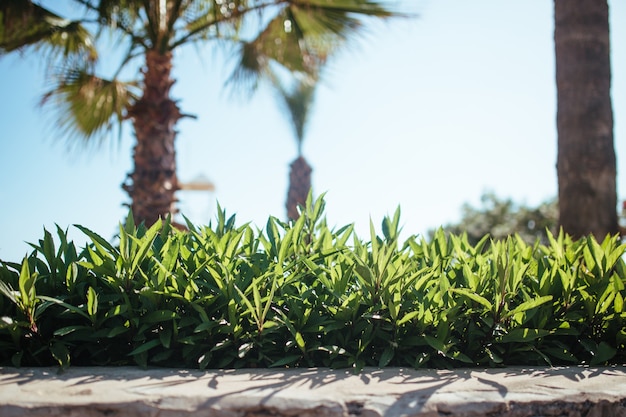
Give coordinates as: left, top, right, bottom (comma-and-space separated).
433, 192, 558, 245
1, 196, 625, 371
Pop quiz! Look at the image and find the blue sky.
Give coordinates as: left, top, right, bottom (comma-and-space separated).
1, 0, 625, 261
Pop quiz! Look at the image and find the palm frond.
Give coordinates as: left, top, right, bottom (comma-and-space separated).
291, 3, 360, 37
288, 0, 399, 59
41, 68, 139, 146
228, 7, 318, 90
0, 0, 97, 61
182, 0, 236, 34
173, 0, 265, 49
228, 0, 397, 92
93, 0, 144, 27
73, 0, 152, 52
296, 0, 397, 18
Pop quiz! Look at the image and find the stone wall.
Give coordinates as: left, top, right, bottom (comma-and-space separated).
1, 366, 625, 416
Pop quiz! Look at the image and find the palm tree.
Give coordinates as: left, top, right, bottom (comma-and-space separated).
554, 0, 618, 239
1, 0, 395, 226
273, 74, 317, 220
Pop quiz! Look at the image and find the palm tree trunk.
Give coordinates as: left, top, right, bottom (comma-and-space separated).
554, 0, 617, 239
286, 156, 312, 220
124, 50, 181, 226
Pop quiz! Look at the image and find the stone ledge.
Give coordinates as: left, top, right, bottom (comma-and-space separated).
1, 366, 625, 416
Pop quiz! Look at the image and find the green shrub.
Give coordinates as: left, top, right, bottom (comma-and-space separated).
1, 195, 625, 371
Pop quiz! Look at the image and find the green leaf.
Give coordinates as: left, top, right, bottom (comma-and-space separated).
614, 292, 624, 313
503, 296, 553, 319
295, 331, 306, 352
124, 211, 136, 235
278, 228, 292, 265
424, 335, 447, 354
543, 345, 578, 363
485, 347, 503, 364
379, 346, 394, 367
143, 310, 179, 324
159, 327, 172, 349
107, 326, 130, 338
11, 352, 23, 368
53, 325, 91, 336
252, 279, 262, 319
74, 225, 117, 254
591, 342, 617, 365
41, 228, 56, 270
38, 295, 91, 321
382, 207, 401, 242
50, 341, 71, 369
262, 275, 277, 326
450, 288, 492, 310
397, 310, 419, 326
18, 257, 37, 309
87, 286, 98, 318
353, 261, 374, 286
270, 355, 302, 368
0, 280, 17, 305
128, 339, 161, 356
262, 320, 279, 330
499, 328, 551, 343
130, 219, 161, 274
450, 351, 473, 364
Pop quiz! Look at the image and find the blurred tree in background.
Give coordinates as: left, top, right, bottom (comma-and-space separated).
271, 73, 318, 221
432, 192, 558, 245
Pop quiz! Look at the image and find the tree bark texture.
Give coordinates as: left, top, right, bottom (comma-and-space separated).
287, 156, 312, 220
554, 0, 617, 239
124, 50, 181, 226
